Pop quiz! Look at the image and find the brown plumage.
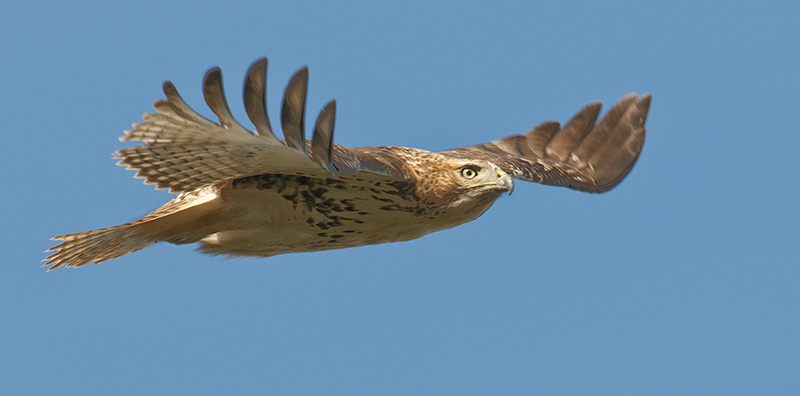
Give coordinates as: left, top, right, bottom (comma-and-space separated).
44, 57, 651, 270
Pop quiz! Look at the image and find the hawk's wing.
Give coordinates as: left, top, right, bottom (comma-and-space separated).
440, 93, 650, 193
117, 58, 407, 193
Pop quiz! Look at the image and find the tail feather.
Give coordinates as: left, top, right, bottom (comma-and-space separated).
44, 225, 155, 270
44, 187, 224, 270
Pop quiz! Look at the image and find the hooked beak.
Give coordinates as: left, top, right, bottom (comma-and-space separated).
470, 170, 514, 195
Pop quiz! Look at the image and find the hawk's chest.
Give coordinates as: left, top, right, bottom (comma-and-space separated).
204, 174, 446, 255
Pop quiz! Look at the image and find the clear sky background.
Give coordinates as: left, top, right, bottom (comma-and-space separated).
2, 1, 799, 394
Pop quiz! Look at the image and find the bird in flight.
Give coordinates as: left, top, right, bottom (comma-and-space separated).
45, 57, 650, 270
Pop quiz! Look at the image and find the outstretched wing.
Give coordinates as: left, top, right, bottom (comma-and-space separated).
440, 93, 651, 193
117, 57, 406, 193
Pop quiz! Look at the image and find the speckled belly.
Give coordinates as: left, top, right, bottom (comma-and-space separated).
197, 173, 437, 257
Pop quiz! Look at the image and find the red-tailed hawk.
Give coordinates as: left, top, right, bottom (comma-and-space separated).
45, 57, 650, 270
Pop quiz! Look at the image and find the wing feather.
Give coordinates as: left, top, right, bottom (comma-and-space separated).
281, 67, 308, 153
545, 102, 601, 162
117, 58, 404, 193
441, 93, 651, 193
202, 67, 250, 134
242, 57, 276, 139
311, 100, 337, 174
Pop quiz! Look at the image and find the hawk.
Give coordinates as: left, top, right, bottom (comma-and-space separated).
45, 57, 650, 270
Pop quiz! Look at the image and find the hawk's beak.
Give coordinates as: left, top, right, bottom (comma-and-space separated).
495, 170, 514, 195
470, 170, 514, 195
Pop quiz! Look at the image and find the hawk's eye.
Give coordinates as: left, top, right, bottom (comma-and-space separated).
460, 167, 478, 179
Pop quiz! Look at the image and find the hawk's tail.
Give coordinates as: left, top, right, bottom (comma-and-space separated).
44, 188, 224, 270
44, 225, 155, 271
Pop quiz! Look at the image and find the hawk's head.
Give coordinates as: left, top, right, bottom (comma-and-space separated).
412, 155, 513, 224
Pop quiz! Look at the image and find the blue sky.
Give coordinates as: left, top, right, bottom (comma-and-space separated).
2, 0, 799, 394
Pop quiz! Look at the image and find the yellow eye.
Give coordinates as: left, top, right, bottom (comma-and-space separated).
461, 168, 478, 179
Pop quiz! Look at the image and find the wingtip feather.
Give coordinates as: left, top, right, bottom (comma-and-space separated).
282, 67, 310, 154
243, 57, 278, 139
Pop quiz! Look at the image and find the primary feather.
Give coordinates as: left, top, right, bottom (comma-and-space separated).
45, 57, 650, 270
